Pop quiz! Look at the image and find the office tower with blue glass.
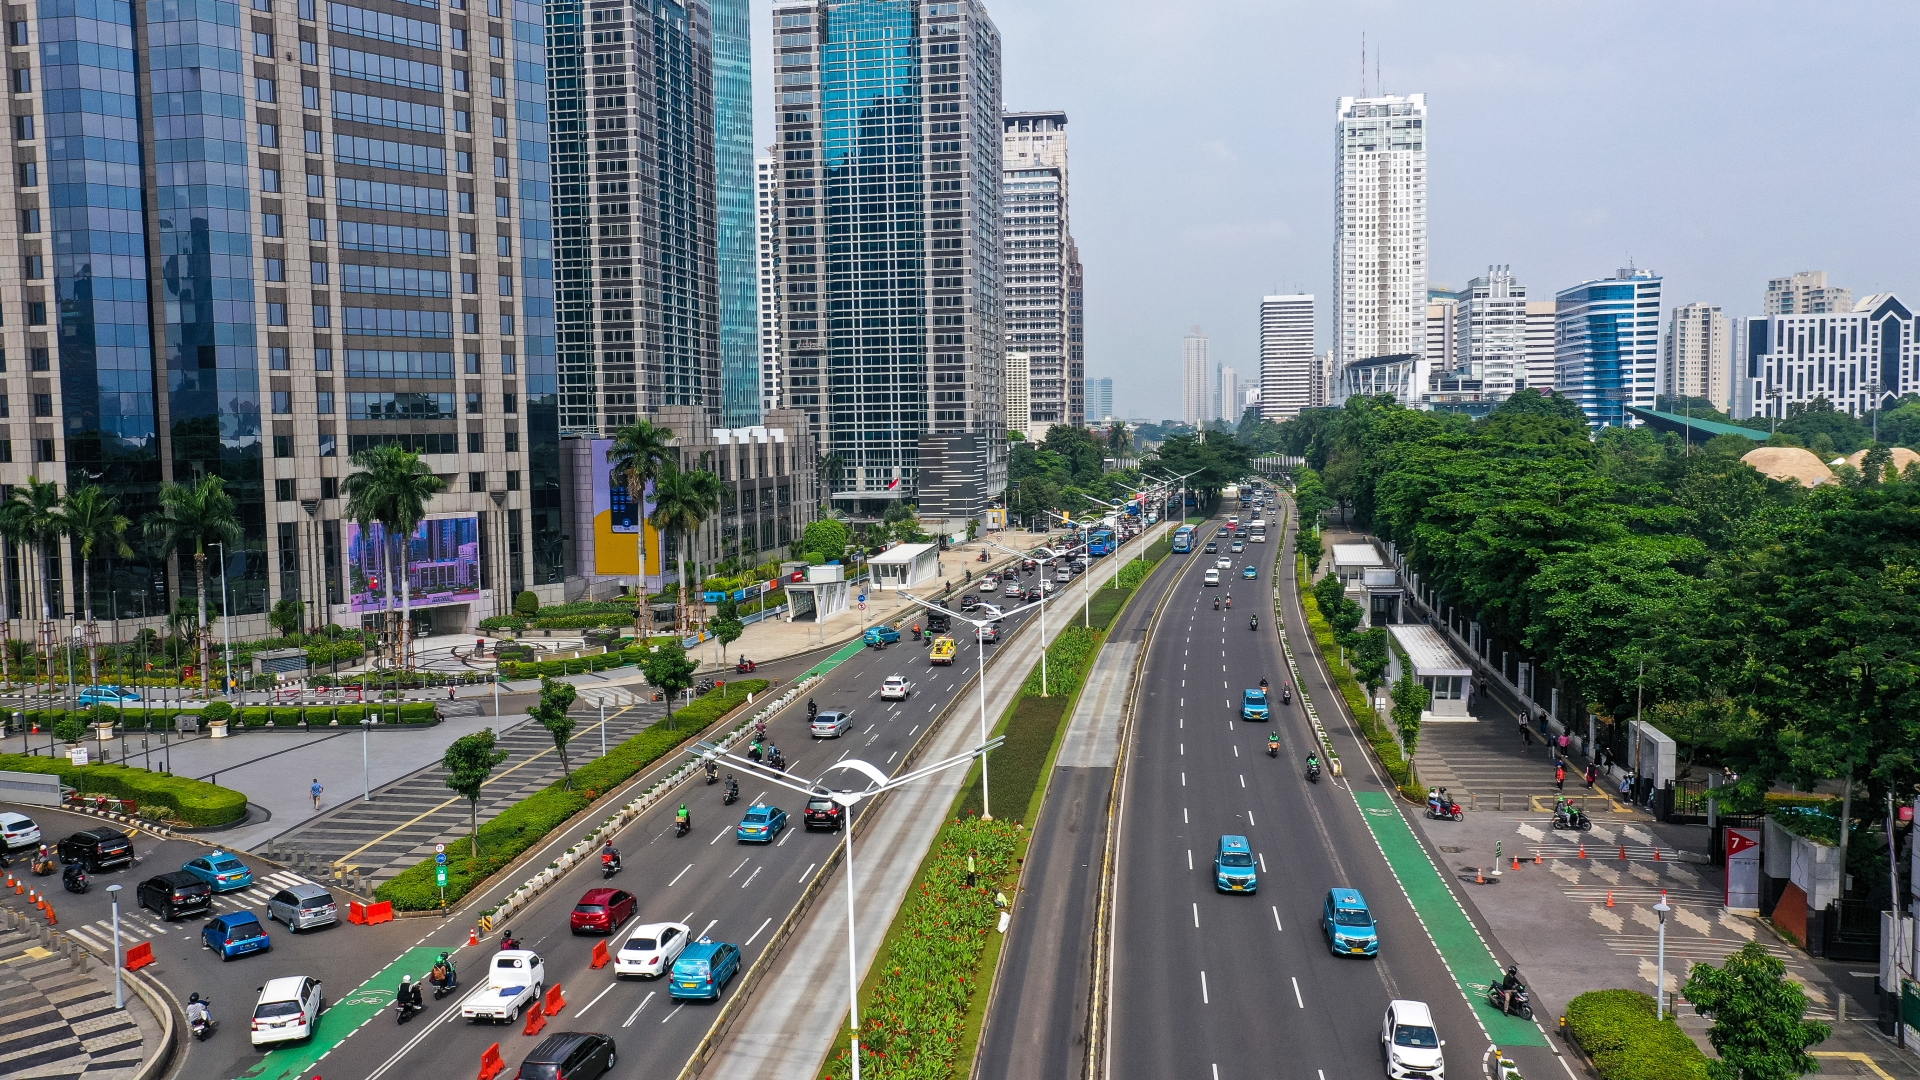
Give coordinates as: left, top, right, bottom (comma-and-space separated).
2, 0, 555, 636
1555, 268, 1663, 428
547, 0, 717, 437
712, 0, 759, 427
770, 0, 1005, 527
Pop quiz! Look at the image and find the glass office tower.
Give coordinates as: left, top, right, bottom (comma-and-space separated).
712, 0, 758, 427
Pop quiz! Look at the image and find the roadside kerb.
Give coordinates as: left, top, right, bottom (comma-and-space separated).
680, 519, 1170, 1080
127, 963, 178, 1080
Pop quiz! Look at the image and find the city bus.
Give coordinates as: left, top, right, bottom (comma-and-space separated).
1087, 528, 1116, 557
1172, 525, 1196, 554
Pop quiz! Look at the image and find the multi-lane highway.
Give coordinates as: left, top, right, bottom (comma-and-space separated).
205, 532, 1152, 1080
1107, 505, 1555, 1080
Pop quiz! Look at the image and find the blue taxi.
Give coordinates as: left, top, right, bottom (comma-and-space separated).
1241, 565, 1258, 580
182, 850, 254, 892
1240, 688, 1269, 722
669, 939, 742, 1000
1322, 888, 1379, 956
735, 804, 788, 843
1213, 835, 1257, 893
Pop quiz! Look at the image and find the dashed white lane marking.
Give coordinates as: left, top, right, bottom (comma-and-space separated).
667, 864, 693, 887
622, 990, 655, 1027
1292, 976, 1305, 1008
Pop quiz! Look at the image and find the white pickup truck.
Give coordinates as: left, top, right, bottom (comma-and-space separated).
462, 950, 546, 1023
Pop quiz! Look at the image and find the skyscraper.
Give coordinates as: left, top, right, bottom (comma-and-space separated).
1005, 351, 1031, 437
1334, 93, 1428, 401
1556, 269, 1663, 428
1425, 286, 1462, 377
1219, 367, 1239, 423
1002, 111, 1079, 427
1088, 377, 1113, 424
771, 0, 1004, 525
756, 155, 784, 413
1765, 271, 1852, 316
1663, 303, 1731, 411
0, 0, 557, 635
1259, 295, 1314, 421
1454, 266, 1528, 400
1310, 350, 1339, 408
549, 0, 719, 436
713, 0, 761, 426
1182, 326, 1210, 426
1743, 296, 1915, 421
1524, 301, 1557, 392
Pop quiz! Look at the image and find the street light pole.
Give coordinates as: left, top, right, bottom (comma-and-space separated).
106, 883, 123, 1007
1654, 892, 1671, 1020
210, 542, 233, 704
362, 716, 373, 801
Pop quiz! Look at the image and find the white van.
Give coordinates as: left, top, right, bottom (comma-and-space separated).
1204, 569, 1221, 587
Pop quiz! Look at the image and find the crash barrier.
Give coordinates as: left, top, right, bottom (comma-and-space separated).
479, 1043, 505, 1080
124, 941, 154, 971
590, 941, 610, 969
363, 900, 394, 924
543, 984, 565, 1015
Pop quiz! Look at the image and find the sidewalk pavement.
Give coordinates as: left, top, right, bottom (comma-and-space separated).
703, 519, 1173, 1080
0, 900, 162, 1080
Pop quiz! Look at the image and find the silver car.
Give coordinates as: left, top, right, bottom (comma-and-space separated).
266, 882, 339, 932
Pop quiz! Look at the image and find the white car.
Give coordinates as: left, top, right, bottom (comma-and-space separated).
1216, 557, 1233, 570
978, 575, 999, 593
463, 950, 546, 1023
978, 603, 1004, 619
250, 975, 323, 1046
614, 921, 690, 979
1381, 1000, 1445, 1079
1250, 532, 1267, 543
0, 811, 41, 851
811, 709, 853, 738
1204, 569, 1221, 587
880, 676, 910, 701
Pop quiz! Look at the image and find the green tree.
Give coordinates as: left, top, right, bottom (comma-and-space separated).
442, 728, 509, 857
54, 713, 86, 745
638, 642, 698, 724
802, 519, 850, 562
531, 676, 580, 791
648, 462, 723, 634
57, 484, 133, 689
1779, 396, 1869, 454
1390, 669, 1432, 759
1351, 626, 1391, 693
143, 475, 241, 697
711, 596, 745, 662
1683, 940, 1828, 1080
1040, 424, 1107, 486
606, 419, 675, 584
269, 597, 305, 638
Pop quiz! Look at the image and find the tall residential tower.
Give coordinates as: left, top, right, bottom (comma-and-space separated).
1002, 110, 1077, 431
1334, 93, 1427, 401
1182, 326, 1209, 426
1259, 294, 1314, 420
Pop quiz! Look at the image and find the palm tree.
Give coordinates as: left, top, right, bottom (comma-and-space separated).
647, 461, 722, 634
9, 479, 64, 701
143, 475, 241, 697
59, 485, 133, 689
606, 420, 674, 628
343, 444, 446, 667
0, 497, 28, 692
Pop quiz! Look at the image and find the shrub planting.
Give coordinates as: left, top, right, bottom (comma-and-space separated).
0, 754, 247, 826
1565, 989, 1708, 1080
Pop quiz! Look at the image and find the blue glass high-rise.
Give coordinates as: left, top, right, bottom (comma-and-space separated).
1555, 269, 1662, 429
713, 0, 758, 427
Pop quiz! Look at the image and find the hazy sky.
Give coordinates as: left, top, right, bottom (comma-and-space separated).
750, 2, 1920, 422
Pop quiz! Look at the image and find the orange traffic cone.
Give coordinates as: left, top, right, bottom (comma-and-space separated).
1619, 845, 1628, 860
1534, 850, 1542, 865
468, 927, 479, 947
1512, 856, 1520, 871
44, 905, 53, 926
1606, 890, 1614, 908
1578, 843, 1587, 859
1653, 846, 1661, 861
1476, 866, 1486, 884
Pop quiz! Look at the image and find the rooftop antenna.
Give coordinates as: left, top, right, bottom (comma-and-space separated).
1376, 47, 1381, 97
1360, 33, 1365, 97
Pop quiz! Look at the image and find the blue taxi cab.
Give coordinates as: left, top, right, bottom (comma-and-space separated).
1323, 888, 1379, 956
1213, 835, 1257, 893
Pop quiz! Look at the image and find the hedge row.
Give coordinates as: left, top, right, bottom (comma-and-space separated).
234, 702, 437, 727
500, 647, 647, 681
1297, 554, 1425, 801
372, 678, 769, 911
0, 754, 248, 827
1565, 990, 1708, 1080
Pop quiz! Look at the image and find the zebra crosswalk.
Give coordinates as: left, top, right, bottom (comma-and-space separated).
577, 686, 644, 709
61, 869, 323, 958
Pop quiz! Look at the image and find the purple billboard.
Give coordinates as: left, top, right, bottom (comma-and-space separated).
344, 515, 481, 613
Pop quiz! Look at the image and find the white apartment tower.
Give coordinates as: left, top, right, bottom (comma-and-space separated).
1182, 326, 1210, 426
1766, 271, 1852, 316
1334, 93, 1428, 402
1220, 367, 1239, 422
1002, 111, 1079, 427
1454, 266, 1528, 399
1310, 350, 1339, 408
1005, 351, 1032, 436
1259, 295, 1315, 420
1524, 301, 1557, 392
1664, 304, 1732, 412
756, 155, 783, 413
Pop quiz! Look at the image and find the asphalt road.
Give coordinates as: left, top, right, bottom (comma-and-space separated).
217, 535, 1149, 1080
1107, 509, 1502, 1080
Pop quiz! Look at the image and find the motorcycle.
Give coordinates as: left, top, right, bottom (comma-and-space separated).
722, 780, 740, 805
63, 867, 89, 894
1552, 804, 1592, 831
1281, 687, 1292, 704
695, 678, 717, 696
1487, 980, 1533, 1019
498, 931, 521, 952
1267, 738, 1279, 758
429, 966, 459, 1000
601, 852, 622, 879
188, 1003, 218, 1042
769, 748, 787, 772
736, 657, 757, 673
1213, 598, 1220, 611
30, 854, 57, 877
1426, 790, 1464, 822
1305, 759, 1321, 783
704, 759, 719, 785
807, 699, 818, 721
674, 817, 691, 838
1249, 615, 1258, 631
395, 996, 423, 1024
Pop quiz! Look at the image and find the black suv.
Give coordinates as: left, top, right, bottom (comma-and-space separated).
137, 871, 212, 920
926, 611, 951, 634
804, 796, 845, 832
515, 1031, 616, 1080
57, 827, 134, 872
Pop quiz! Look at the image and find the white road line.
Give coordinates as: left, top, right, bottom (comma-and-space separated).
1233, 745, 1239, 758
740, 866, 761, 890
1248, 810, 1256, 827
1186, 850, 1193, 870
728, 858, 749, 878
697, 919, 718, 940
1272, 906, 1283, 932
1201, 970, 1209, 1004
1191, 902, 1198, 928
622, 991, 655, 1027
1260, 853, 1268, 873
799, 862, 816, 882
862, 724, 874, 734
908, 725, 920, 737
777, 829, 793, 847
1183, 807, 1189, 824
662, 1003, 685, 1023
887, 751, 898, 764
667, 864, 693, 887
574, 983, 617, 1016
1180, 772, 1185, 787
709, 827, 730, 845
1291, 976, 1304, 1008
1239, 775, 1245, 789
1179, 743, 1184, 754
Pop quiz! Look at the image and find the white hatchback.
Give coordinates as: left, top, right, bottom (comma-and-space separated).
979, 575, 999, 593
615, 921, 690, 979
0, 811, 41, 851
880, 676, 910, 701
251, 976, 323, 1046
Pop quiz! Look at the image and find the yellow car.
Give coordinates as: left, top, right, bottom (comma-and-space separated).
929, 636, 957, 665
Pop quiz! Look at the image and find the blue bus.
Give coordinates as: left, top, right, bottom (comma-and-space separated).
1087, 529, 1116, 557
1171, 525, 1196, 554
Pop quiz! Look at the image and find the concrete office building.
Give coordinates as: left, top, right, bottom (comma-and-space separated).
1334, 93, 1428, 402
1310, 350, 1339, 408
770, 0, 1006, 527
1556, 268, 1662, 428
1003, 110, 1079, 427
549, 0, 719, 439
1742, 295, 1916, 422
1453, 266, 1528, 400
1219, 366, 1239, 423
1424, 286, 1462, 376
1663, 303, 1732, 412
1004, 351, 1031, 437
1766, 270, 1852, 316
756, 154, 784, 412
1259, 294, 1314, 421
0, 0, 558, 637
1524, 301, 1557, 392
1087, 376, 1113, 424
1182, 326, 1210, 426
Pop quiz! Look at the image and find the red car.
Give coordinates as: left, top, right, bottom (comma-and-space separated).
569, 888, 636, 934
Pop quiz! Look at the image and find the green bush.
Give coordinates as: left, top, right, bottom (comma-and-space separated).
1565, 990, 1708, 1080
240, 707, 271, 728
400, 702, 435, 723
478, 616, 528, 632
200, 701, 234, 722
514, 590, 540, 617
0, 754, 247, 827
271, 707, 303, 727
374, 678, 770, 910
334, 705, 364, 725
53, 715, 87, 744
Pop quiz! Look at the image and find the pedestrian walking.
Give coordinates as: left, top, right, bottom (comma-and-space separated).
1557, 733, 1570, 757
1555, 763, 1566, 792
310, 778, 323, 810
1518, 719, 1533, 752
1583, 763, 1598, 790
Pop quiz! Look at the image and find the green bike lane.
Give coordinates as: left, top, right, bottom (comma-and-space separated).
237, 947, 446, 1080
